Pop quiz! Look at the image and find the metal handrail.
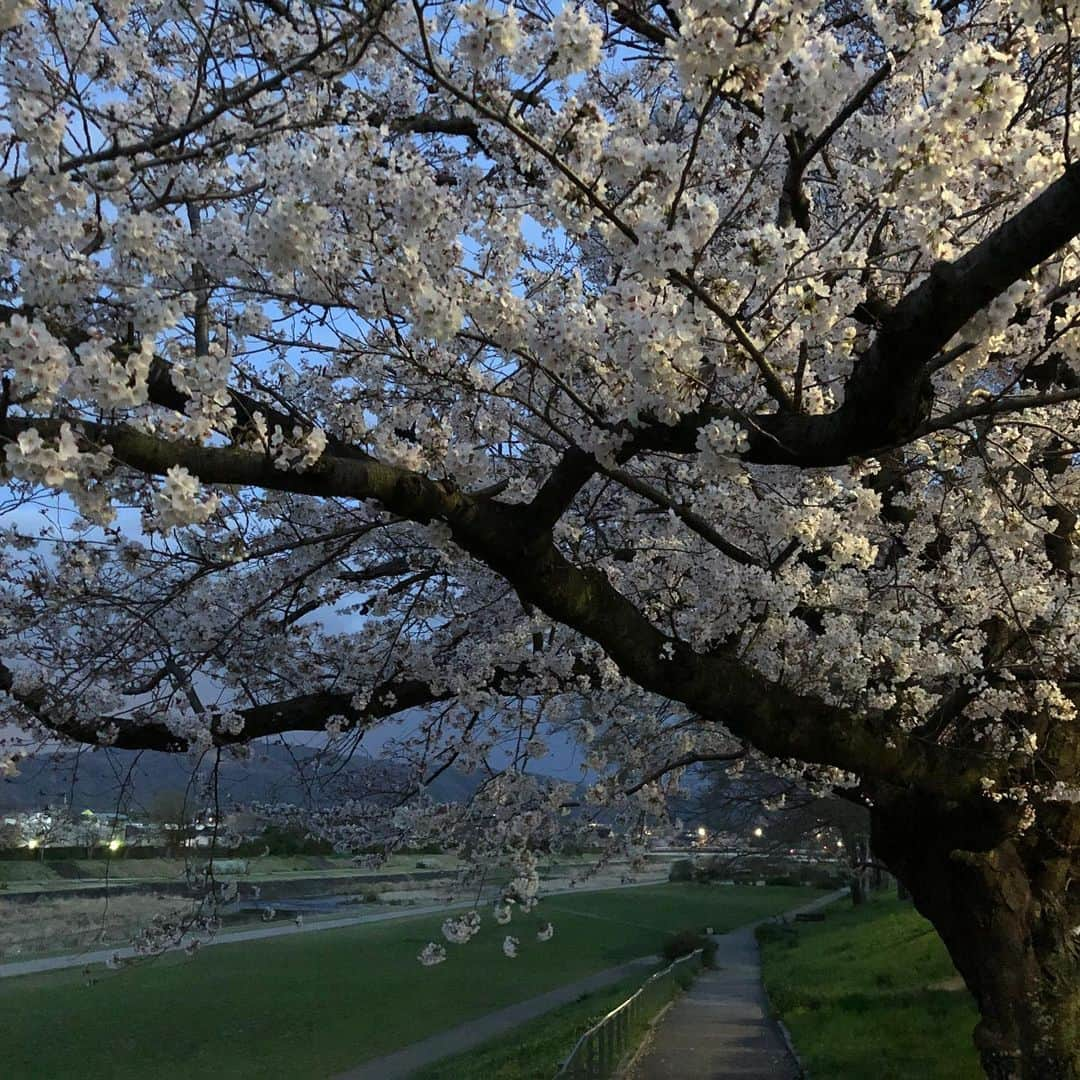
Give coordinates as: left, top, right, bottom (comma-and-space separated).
555, 948, 704, 1079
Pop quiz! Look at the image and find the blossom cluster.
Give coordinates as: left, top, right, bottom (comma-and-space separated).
441, 909, 481, 944
1, 0, 1079, 970
151, 466, 221, 531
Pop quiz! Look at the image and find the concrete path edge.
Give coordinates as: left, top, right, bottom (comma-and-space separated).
621, 889, 846, 1080
338, 888, 846, 1080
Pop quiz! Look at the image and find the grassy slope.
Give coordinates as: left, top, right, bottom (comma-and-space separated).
0, 861, 61, 883
0, 851, 606, 886
414, 955, 705, 1080
413, 973, 648, 1080
0, 855, 466, 894
760, 895, 982, 1080
3, 883, 814, 1079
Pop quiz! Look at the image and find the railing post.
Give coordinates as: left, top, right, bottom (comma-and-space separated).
554, 949, 708, 1079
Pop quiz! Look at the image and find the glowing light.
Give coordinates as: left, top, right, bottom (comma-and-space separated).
108, 838, 122, 852
697, 826, 707, 839
753, 827, 763, 838
26, 838, 39, 850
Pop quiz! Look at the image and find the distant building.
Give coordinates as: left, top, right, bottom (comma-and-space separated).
0, 806, 161, 850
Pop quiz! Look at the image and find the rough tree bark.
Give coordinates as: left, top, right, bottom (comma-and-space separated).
872, 790, 1080, 1079
2, 123, 1079, 1080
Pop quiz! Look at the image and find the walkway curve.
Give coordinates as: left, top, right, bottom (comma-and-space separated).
338, 889, 846, 1080
625, 889, 847, 1080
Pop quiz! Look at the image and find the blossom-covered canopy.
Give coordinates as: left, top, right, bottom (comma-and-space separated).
1, 5, 1080, 1065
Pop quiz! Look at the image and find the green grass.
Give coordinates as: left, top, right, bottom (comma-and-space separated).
759, 894, 982, 1080
2, 883, 813, 1079
77, 857, 192, 880
539, 883, 814, 938
0, 861, 60, 883
413, 973, 648, 1080
414, 954, 704, 1080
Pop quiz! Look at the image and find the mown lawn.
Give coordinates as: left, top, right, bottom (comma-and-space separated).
759, 894, 982, 1080
0, 860, 61, 883
3, 883, 815, 1079
413, 972, 648, 1080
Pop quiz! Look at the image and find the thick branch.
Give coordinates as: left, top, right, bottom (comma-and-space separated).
0, 415, 999, 794
635, 163, 1080, 466
0, 660, 441, 751
0, 303, 376, 466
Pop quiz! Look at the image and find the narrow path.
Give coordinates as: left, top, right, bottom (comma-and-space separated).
0, 876, 666, 981
334, 955, 660, 1080
626, 890, 846, 1080
337, 890, 845, 1080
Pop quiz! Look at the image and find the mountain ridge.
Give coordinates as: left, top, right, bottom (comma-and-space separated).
0, 744, 482, 813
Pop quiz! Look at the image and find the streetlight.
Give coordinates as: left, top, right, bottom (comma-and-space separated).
26, 838, 38, 850
753, 827, 764, 838
108, 838, 122, 853
697, 826, 707, 840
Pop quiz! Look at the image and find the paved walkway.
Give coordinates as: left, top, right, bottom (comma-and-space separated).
339, 889, 845, 1080
0, 876, 666, 981
626, 890, 846, 1079
335, 955, 659, 1080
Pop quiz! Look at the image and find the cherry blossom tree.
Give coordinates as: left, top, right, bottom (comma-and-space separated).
1, 0, 1079, 1074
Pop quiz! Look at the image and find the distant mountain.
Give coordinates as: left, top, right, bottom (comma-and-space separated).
0, 744, 483, 815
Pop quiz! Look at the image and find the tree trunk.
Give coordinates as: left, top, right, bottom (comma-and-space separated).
851, 869, 867, 905
871, 852, 885, 891
871, 792, 1079, 1080
849, 836, 871, 904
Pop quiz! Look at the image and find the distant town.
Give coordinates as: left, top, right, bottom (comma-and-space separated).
1, 800, 850, 871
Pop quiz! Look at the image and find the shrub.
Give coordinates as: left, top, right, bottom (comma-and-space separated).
124, 845, 163, 859
688, 855, 735, 883
765, 874, 799, 887
662, 928, 708, 963
231, 825, 333, 856
802, 867, 847, 889
0, 847, 38, 861
668, 858, 694, 883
